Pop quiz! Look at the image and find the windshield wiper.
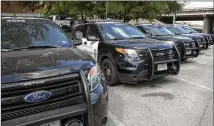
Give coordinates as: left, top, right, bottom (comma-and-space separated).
154, 35, 164, 36
112, 38, 127, 40
11, 45, 60, 50
129, 37, 145, 39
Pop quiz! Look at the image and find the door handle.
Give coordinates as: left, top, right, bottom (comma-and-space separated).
84, 42, 87, 45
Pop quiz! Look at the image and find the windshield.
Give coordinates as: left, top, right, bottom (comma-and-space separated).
1, 20, 72, 50
166, 27, 189, 35
182, 27, 198, 33
144, 26, 174, 36
99, 23, 145, 40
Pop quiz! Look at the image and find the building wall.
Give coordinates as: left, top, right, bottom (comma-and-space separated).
1, 1, 40, 13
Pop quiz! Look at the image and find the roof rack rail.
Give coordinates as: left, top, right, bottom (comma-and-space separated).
89, 19, 124, 23
1, 13, 44, 18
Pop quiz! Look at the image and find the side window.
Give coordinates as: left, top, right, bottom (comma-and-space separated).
79, 25, 88, 38
87, 25, 100, 39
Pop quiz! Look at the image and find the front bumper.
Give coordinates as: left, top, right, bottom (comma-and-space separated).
182, 47, 199, 59
176, 42, 199, 60
198, 42, 208, 50
2, 104, 87, 126
116, 48, 180, 84
117, 59, 179, 84
1, 71, 108, 126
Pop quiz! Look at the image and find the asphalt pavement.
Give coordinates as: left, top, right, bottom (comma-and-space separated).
106, 45, 213, 126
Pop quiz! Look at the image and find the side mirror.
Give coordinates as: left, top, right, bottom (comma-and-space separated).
73, 31, 83, 46
74, 31, 83, 40
147, 32, 153, 37
88, 35, 100, 41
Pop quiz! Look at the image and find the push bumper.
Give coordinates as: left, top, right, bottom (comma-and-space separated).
198, 42, 208, 50
92, 78, 108, 126
117, 49, 180, 84
2, 104, 87, 126
182, 47, 199, 59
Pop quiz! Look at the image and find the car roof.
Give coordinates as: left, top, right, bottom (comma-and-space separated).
139, 24, 165, 28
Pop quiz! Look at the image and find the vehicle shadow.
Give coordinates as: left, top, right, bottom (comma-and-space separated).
180, 59, 197, 65
121, 76, 176, 89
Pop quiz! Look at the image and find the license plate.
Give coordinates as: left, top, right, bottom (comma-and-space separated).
40, 120, 61, 126
186, 50, 191, 55
157, 64, 167, 71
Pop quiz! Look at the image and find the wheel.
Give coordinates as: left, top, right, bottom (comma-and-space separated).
205, 43, 209, 49
101, 59, 120, 86
181, 58, 188, 61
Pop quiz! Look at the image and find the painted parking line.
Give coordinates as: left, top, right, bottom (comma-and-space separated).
173, 76, 213, 91
108, 111, 124, 126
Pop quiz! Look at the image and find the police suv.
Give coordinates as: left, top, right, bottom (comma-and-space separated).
71, 20, 181, 86
1, 17, 108, 126
136, 24, 200, 61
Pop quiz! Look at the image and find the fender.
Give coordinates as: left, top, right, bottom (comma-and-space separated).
98, 52, 119, 73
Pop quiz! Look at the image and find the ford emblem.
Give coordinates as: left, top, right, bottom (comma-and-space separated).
24, 90, 52, 103
156, 53, 165, 57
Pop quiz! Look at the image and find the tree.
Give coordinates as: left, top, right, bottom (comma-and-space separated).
12, 1, 183, 22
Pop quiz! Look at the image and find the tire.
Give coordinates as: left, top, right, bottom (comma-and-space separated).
205, 43, 209, 49
101, 59, 120, 86
181, 58, 188, 61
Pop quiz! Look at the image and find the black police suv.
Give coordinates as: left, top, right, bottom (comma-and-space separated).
71, 21, 180, 86
165, 25, 208, 50
181, 26, 214, 46
1, 17, 108, 126
136, 24, 199, 61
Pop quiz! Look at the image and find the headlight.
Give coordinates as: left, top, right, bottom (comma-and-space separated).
115, 48, 140, 61
166, 41, 175, 45
184, 42, 190, 47
87, 65, 102, 92
203, 38, 206, 42
197, 38, 201, 42
192, 42, 195, 47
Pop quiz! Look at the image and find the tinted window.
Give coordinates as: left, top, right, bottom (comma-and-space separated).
167, 27, 189, 35
87, 25, 100, 39
79, 25, 88, 38
1, 20, 72, 49
144, 26, 174, 36
99, 23, 145, 40
182, 27, 198, 33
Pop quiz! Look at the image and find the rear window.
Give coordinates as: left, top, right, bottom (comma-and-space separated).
1, 19, 72, 49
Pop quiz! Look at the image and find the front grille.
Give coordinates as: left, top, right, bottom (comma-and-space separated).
151, 49, 173, 62
2, 96, 84, 121
1, 73, 84, 121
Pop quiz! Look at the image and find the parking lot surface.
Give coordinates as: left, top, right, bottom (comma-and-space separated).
106, 45, 213, 126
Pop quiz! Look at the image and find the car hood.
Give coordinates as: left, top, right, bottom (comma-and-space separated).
151, 35, 193, 43
180, 34, 204, 39
108, 38, 173, 49
1, 47, 95, 84
192, 33, 210, 37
